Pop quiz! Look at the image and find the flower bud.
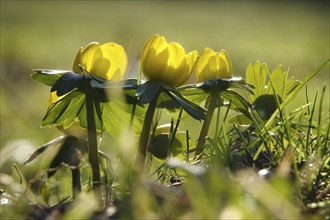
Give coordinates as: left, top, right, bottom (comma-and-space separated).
195, 48, 233, 82
141, 34, 197, 87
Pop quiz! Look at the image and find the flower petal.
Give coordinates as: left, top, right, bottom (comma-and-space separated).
195, 48, 216, 82
174, 50, 197, 87
90, 43, 127, 80
142, 36, 168, 81
141, 35, 195, 87
219, 49, 233, 77
186, 50, 198, 75
81, 42, 100, 73
72, 48, 83, 73
49, 91, 65, 104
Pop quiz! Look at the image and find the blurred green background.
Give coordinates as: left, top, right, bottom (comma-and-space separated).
1, 1, 329, 158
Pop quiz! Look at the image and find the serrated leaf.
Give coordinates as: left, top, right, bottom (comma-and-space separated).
266, 65, 286, 98
285, 77, 300, 97
246, 61, 268, 102
51, 73, 84, 96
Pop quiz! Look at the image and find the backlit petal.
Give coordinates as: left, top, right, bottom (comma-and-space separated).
186, 50, 198, 75
72, 48, 83, 73
195, 48, 215, 82
219, 50, 233, 77
49, 91, 65, 104
81, 42, 100, 73
90, 43, 127, 80
140, 35, 195, 87
142, 36, 168, 80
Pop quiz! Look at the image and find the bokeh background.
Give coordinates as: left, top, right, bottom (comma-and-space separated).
1, 1, 329, 163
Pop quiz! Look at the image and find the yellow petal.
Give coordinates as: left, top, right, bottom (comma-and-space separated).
49, 91, 65, 104
163, 42, 186, 85
90, 43, 127, 80
167, 42, 186, 69
142, 36, 168, 80
174, 50, 197, 87
195, 48, 216, 82
219, 49, 233, 77
80, 42, 100, 73
72, 48, 83, 73
140, 34, 162, 65
89, 48, 111, 79
186, 50, 198, 75
144, 47, 169, 82
141, 35, 195, 87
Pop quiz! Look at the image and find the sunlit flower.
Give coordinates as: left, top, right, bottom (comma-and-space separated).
195, 48, 233, 82
73, 42, 127, 81
140, 34, 197, 87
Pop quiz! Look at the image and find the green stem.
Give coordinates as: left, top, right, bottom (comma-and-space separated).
135, 93, 160, 173
194, 92, 218, 161
85, 87, 101, 192
72, 169, 81, 199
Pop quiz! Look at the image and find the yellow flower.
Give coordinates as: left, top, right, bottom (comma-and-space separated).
73, 42, 127, 81
140, 34, 197, 87
195, 48, 233, 82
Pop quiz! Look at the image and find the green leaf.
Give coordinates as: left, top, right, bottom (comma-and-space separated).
157, 92, 180, 112
149, 131, 194, 159
220, 89, 251, 117
24, 136, 66, 165
42, 90, 85, 128
252, 94, 280, 120
51, 73, 84, 96
165, 89, 207, 121
48, 136, 83, 178
285, 77, 300, 97
246, 61, 268, 102
266, 65, 286, 98
196, 77, 250, 92
228, 113, 252, 125
91, 78, 141, 90
179, 85, 209, 106
265, 59, 330, 128
102, 101, 142, 137
136, 81, 162, 104
31, 69, 70, 86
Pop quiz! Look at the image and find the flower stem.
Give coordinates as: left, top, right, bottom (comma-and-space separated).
194, 92, 218, 161
85, 86, 102, 195
72, 169, 81, 199
135, 93, 160, 173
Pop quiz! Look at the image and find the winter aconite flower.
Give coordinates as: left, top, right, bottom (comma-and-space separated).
73, 42, 127, 81
140, 35, 197, 87
195, 48, 233, 82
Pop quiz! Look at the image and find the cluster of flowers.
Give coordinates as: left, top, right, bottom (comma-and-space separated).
70, 34, 233, 86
